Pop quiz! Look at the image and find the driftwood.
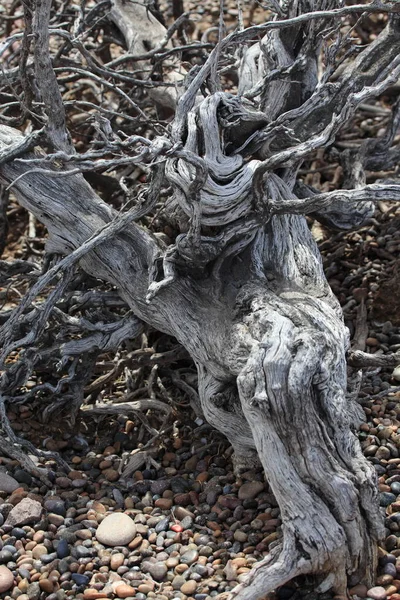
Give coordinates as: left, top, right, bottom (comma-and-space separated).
1, 0, 400, 597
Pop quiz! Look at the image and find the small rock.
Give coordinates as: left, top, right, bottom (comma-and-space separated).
32, 545, 47, 559
376, 447, 391, 460
56, 539, 69, 559
234, 530, 247, 542
391, 482, 400, 495
114, 583, 136, 598
14, 470, 33, 486
71, 478, 87, 488
0, 550, 13, 564
44, 499, 66, 516
380, 493, 396, 507
138, 584, 154, 594
12, 526, 26, 539
180, 516, 194, 530
172, 575, 186, 590
147, 562, 167, 581
39, 579, 54, 593
170, 477, 190, 493
151, 480, 170, 495
55, 477, 71, 488
174, 492, 191, 506
48, 513, 64, 526
180, 549, 199, 565
26, 582, 41, 600
0, 473, 19, 494
181, 580, 197, 595
383, 562, 397, 577
349, 584, 368, 598
71, 573, 89, 586
224, 560, 238, 581
110, 552, 125, 570
392, 366, 400, 382
238, 480, 264, 500
83, 591, 108, 600
173, 507, 194, 521
5, 498, 42, 526
366, 586, 387, 600
103, 469, 119, 482
96, 513, 136, 546
0, 566, 13, 593
155, 517, 170, 533
155, 498, 172, 510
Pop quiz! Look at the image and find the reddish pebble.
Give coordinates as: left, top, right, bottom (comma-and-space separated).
114, 583, 136, 598
171, 523, 183, 532
155, 498, 172, 510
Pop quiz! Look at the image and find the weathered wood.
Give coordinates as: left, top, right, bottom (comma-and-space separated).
0, 107, 385, 597
110, 0, 186, 111
1, 0, 400, 596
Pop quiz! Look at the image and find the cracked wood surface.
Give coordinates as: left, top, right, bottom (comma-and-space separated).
1, 0, 400, 597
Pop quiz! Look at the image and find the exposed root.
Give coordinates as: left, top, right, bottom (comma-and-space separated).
0, 437, 52, 487
231, 447, 261, 477
224, 544, 304, 600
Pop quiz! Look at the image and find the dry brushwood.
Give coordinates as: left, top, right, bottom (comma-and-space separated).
1, 0, 400, 597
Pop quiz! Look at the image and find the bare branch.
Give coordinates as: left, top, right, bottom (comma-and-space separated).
32, 0, 73, 151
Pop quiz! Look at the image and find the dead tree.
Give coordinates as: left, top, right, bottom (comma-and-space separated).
1, 0, 400, 597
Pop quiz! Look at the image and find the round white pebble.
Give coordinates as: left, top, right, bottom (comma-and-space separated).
96, 512, 136, 546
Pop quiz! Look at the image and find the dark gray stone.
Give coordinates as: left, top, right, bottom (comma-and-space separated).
155, 518, 169, 533
56, 539, 69, 559
71, 573, 89, 586
44, 499, 66, 517
150, 480, 170, 495
14, 470, 33, 486
380, 492, 396, 507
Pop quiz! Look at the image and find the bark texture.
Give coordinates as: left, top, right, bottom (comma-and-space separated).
1, 1, 400, 598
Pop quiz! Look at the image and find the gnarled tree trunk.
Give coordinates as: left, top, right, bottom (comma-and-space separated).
1, 0, 400, 598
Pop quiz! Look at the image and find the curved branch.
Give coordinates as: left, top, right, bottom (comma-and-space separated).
268, 183, 400, 216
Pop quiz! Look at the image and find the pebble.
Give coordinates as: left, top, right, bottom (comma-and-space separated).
148, 562, 168, 581
13, 470, 33, 486
349, 584, 368, 597
181, 580, 198, 595
392, 366, 400, 381
114, 583, 136, 598
366, 587, 387, 600
96, 513, 136, 546
32, 545, 47, 559
5, 498, 42, 526
155, 517, 170, 533
0, 566, 13, 593
180, 549, 199, 565
110, 552, 125, 570
238, 481, 264, 500
391, 482, 400, 495
26, 582, 41, 600
71, 573, 90, 586
39, 579, 54, 593
234, 530, 247, 542
380, 493, 396, 507
0, 473, 20, 494
83, 591, 108, 599
44, 499, 66, 516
